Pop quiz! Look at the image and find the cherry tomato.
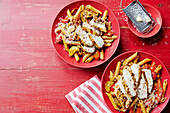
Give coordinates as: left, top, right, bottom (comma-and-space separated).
136, 108, 142, 113
110, 84, 115, 92
56, 32, 63, 43
152, 72, 157, 80
150, 62, 157, 72
61, 18, 70, 23
94, 50, 100, 60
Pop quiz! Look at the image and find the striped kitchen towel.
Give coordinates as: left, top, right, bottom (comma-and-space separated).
65, 75, 112, 113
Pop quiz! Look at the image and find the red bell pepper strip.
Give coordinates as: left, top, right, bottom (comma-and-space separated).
154, 79, 163, 104
94, 50, 100, 60
150, 62, 157, 72
61, 18, 70, 23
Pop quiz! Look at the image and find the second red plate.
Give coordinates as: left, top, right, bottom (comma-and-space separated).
101, 51, 170, 113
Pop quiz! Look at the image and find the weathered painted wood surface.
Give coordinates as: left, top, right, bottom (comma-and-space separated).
0, 0, 169, 112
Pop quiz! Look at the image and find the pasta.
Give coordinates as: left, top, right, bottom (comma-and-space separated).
74, 53, 80, 62
85, 5, 102, 14
139, 100, 146, 113
67, 9, 73, 21
105, 52, 168, 113
154, 65, 162, 73
85, 55, 94, 63
83, 53, 91, 62
161, 79, 168, 102
129, 97, 139, 109
100, 49, 104, 60
102, 10, 108, 20
54, 5, 117, 62
109, 71, 114, 81
114, 61, 121, 77
123, 52, 138, 65
137, 58, 151, 66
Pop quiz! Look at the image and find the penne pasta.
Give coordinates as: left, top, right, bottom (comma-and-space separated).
137, 58, 151, 66
104, 39, 114, 43
146, 106, 151, 113
67, 9, 73, 21
161, 79, 168, 102
108, 22, 112, 30
139, 100, 146, 113
123, 52, 138, 65
102, 35, 117, 40
100, 49, 104, 60
134, 55, 139, 64
104, 43, 112, 47
110, 71, 114, 81
85, 55, 94, 63
66, 40, 81, 46
106, 93, 122, 110
112, 35, 117, 40
83, 53, 91, 62
154, 65, 162, 73
102, 10, 108, 20
129, 97, 139, 109
62, 35, 69, 52
74, 53, 80, 62
74, 6, 82, 20
114, 61, 121, 77
81, 4, 84, 11
85, 5, 102, 14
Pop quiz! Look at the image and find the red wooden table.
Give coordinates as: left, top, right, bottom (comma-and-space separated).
0, 0, 169, 112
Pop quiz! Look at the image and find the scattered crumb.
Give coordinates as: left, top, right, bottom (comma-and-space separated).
152, 43, 157, 46
165, 42, 168, 45
142, 43, 145, 46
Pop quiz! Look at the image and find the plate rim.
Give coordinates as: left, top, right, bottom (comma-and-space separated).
50, 0, 120, 68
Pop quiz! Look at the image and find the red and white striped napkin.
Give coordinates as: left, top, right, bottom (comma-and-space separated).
65, 75, 112, 113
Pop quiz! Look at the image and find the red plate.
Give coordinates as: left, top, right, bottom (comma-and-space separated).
51, 0, 120, 68
101, 51, 170, 113
128, 4, 162, 38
